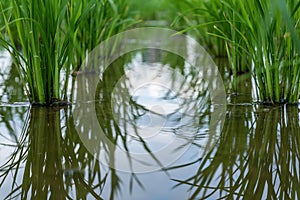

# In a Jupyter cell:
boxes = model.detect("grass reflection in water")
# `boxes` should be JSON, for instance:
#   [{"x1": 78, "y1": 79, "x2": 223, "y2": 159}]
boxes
[{"x1": 0, "y1": 50, "x2": 299, "y2": 199}]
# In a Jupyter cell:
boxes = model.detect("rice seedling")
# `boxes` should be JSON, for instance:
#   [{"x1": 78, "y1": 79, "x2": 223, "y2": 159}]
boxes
[
  {"x1": 232, "y1": 0, "x2": 300, "y2": 103},
  {"x1": 177, "y1": 0, "x2": 300, "y2": 103},
  {"x1": 0, "y1": 0, "x2": 133, "y2": 105},
  {"x1": 171, "y1": 0, "x2": 230, "y2": 57},
  {"x1": 171, "y1": 0, "x2": 251, "y2": 92},
  {"x1": 0, "y1": 0, "x2": 87, "y2": 105},
  {"x1": 0, "y1": 1, "x2": 11, "y2": 35},
  {"x1": 69, "y1": 0, "x2": 134, "y2": 72}
]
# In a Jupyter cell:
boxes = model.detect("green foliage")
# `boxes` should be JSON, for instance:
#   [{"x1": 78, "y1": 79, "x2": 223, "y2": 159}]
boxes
[
  {"x1": 129, "y1": 0, "x2": 187, "y2": 27},
  {"x1": 176, "y1": 0, "x2": 300, "y2": 103},
  {"x1": 0, "y1": 0, "x2": 133, "y2": 105},
  {"x1": 0, "y1": 0, "x2": 80, "y2": 104},
  {"x1": 69, "y1": 0, "x2": 134, "y2": 70}
]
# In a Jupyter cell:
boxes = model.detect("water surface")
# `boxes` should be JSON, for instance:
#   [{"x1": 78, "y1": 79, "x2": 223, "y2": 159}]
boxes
[{"x1": 0, "y1": 48, "x2": 299, "y2": 199}]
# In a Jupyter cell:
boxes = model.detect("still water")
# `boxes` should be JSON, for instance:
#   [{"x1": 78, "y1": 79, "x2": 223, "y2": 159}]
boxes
[{"x1": 0, "y1": 48, "x2": 299, "y2": 199}]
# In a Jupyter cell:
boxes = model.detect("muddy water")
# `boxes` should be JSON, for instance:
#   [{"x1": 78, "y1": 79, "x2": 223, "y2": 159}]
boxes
[{"x1": 0, "y1": 49, "x2": 299, "y2": 199}]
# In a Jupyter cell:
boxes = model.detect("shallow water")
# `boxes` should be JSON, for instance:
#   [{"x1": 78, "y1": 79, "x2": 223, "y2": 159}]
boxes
[{"x1": 0, "y1": 47, "x2": 300, "y2": 199}]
